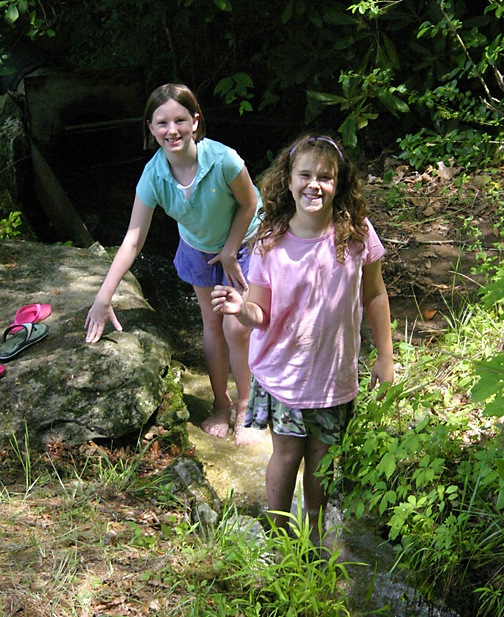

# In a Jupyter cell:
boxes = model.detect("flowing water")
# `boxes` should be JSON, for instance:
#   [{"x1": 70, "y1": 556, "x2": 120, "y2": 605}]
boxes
[{"x1": 47, "y1": 136, "x2": 461, "y2": 617}]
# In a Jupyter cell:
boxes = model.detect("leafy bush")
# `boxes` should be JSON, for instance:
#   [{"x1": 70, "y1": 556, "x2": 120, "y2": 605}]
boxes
[{"x1": 321, "y1": 295, "x2": 504, "y2": 615}]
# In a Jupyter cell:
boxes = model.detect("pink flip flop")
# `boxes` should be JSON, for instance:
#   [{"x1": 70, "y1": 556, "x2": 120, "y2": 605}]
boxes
[
  {"x1": 9, "y1": 303, "x2": 52, "y2": 333},
  {"x1": 0, "y1": 364, "x2": 5, "y2": 378}
]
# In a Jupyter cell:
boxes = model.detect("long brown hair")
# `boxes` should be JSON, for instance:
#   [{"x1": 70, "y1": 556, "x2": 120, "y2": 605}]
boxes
[
  {"x1": 255, "y1": 133, "x2": 368, "y2": 262},
  {"x1": 142, "y1": 83, "x2": 206, "y2": 149}
]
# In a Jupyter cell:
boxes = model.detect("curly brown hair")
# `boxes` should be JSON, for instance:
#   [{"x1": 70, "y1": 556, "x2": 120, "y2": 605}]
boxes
[{"x1": 254, "y1": 133, "x2": 368, "y2": 262}]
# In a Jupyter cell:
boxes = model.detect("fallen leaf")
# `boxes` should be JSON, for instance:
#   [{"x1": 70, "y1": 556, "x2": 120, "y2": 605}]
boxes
[
  {"x1": 423, "y1": 309, "x2": 437, "y2": 320},
  {"x1": 422, "y1": 206, "x2": 437, "y2": 217},
  {"x1": 437, "y1": 160, "x2": 461, "y2": 180}
]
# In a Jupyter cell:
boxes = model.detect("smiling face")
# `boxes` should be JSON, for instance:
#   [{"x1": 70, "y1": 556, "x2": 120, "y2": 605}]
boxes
[
  {"x1": 288, "y1": 151, "x2": 338, "y2": 233},
  {"x1": 148, "y1": 98, "x2": 199, "y2": 158}
]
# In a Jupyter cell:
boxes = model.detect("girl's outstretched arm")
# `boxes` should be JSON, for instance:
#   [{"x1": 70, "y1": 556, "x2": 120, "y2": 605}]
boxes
[
  {"x1": 207, "y1": 166, "x2": 258, "y2": 291},
  {"x1": 362, "y1": 259, "x2": 394, "y2": 390},
  {"x1": 211, "y1": 283, "x2": 271, "y2": 330},
  {"x1": 85, "y1": 195, "x2": 155, "y2": 343}
]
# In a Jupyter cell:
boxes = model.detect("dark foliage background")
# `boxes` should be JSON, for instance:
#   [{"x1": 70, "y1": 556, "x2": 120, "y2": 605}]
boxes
[{"x1": 1, "y1": 0, "x2": 503, "y2": 169}]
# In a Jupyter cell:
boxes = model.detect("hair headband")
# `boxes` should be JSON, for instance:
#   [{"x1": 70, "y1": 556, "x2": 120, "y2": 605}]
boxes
[{"x1": 290, "y1": 136, "x2": 343, "y2": 159}]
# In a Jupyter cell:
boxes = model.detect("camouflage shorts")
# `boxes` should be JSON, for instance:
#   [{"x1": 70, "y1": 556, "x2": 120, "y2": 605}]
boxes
[{"x1": 243, "y1": 375, "x2": 356, "y2": 445}]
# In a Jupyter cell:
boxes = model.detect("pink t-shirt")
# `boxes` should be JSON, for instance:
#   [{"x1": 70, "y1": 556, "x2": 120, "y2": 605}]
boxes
[{"x1": 248, "y1": 219, "x2": 385, "y2": 408}]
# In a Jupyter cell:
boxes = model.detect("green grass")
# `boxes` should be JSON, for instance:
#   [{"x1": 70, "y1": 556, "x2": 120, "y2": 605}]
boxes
[{"x1": 0, "y1": 438, "x2": 359, "y2": 617}]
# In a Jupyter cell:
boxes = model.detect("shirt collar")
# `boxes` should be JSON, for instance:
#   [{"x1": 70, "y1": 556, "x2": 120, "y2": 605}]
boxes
[{"x1": 154, "y1": 138, "x2": 214, "y2": 184}]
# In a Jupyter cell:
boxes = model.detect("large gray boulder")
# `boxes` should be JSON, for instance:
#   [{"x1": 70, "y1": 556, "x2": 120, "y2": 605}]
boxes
[{"x1": 0, "y1": 238, "x2": 188, "y2": 449}]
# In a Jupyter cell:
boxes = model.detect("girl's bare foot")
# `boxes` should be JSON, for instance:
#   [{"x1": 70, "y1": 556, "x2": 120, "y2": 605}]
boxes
[
  {"x1": 201, "y1": 402, "x2": 233, "y2": 439},
  {"x1": 234, "y1": 401, "x2": 264, "y2": 446},
  {"x1": 234, "y1": 424, "x2": 264, "y2": 446}
]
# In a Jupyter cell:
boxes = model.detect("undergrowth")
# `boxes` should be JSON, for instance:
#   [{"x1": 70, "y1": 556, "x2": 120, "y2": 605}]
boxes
[
  {"x1": 0, "y1": 437, "x2": 357, "y2": 617},
  {"x1": 322, "y1": 285, "x2": 504, "y2": 616}
]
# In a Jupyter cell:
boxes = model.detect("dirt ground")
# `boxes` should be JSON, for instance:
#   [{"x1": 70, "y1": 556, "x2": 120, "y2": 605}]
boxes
[{"x1": 362, "y1": 161, "x2": 501, "y2": 347}]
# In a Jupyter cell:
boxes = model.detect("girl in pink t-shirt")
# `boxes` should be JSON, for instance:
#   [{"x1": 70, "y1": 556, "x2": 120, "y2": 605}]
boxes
[{"x1": 211, "y1": 133, "x2": 394, "y2": 550}]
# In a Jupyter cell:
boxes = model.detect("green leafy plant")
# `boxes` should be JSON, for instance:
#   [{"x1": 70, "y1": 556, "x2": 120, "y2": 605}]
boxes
[
  {"x1": 395, "y1": 1, "x2": 504, "y2": 170},
  {"x1": 307, "y1": 68, "x2": 409, "y2": 148},
  {"x1": 301, "y1": 1, "x2": 503, "y2": 166},
  {"x1": 154, "y1": 500, "x2": 356, "y2": 617},
  {"x1": 478, "y1": 263, "x2": 504, "y2": 307},
  {"x1": 0, "y1": 0, "x2": 55, "y2": 37},
  {"x1": 470, "y1": 265, "x2": 504, "y2": 431},
  {"x1": 214, "y1": 72, "x2": 254, "y2": 115},
  {"x1": 320, "y1": 289, "x2": 504, "y2": 613},
  {"x1": 398, "y1": 127, "x2": 501, "y2": 171},
  {"x1": 0, "y1": 209, "x2": 22, "y2": 238}
]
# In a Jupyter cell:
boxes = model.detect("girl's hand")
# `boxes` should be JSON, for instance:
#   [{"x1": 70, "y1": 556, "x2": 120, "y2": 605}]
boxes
[
  {"x1": 85, "y1": 298, "x2": 123, "y2": 343},
  {"x1": 208, "y1": 252, "x2": 248, "y2": 292},
  {"x1": 369, "y1": 356, "x2": 394, "y2": 396},
  {"x1": 211, "y1": 285, "x2": 245, "y2": 314}
]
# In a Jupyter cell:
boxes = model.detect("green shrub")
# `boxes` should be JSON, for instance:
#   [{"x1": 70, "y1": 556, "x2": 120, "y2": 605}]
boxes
[{"x1": 321, "y1": 297, "x2": 504, "y2": 613}]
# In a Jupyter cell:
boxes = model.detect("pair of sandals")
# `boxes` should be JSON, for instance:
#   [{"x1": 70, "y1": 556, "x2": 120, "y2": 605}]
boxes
[{"x1": 0, "y1": 304, "x2": 52, "y2": 372}]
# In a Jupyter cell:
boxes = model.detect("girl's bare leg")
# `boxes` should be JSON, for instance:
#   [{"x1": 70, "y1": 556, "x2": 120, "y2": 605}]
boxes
[
  {"x1": 303, "y1": 436, "x2": 331, "y2": 545},
  {"x1": 223, "y1": 311, "x2": 262, "y2": 445},
  {"x1": 195, "y1": 286, "x2": 233, "y2": 438},
  {"x1": 266, "y1": 432, "x2": 305, "y2": 529}
]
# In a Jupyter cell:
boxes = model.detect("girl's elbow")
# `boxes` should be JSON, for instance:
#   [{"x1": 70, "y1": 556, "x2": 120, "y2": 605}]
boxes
[
  {"x1": 251, "y1": 305, "x2": 269, "y2": 329},
  {"x1": 258, "y1": 315, "x2": 270, "y2": 329},
  {"x1": 363, "y1": 293, "x2": 380, "y2": 311},
  {"x1": 364, "y1": 286, "x2": 389, "y2": 306}
]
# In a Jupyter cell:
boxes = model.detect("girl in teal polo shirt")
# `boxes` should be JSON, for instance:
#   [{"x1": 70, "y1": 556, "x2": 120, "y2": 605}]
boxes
[{"x1": 85, "y1": 83, "x2": 262, "y2": 446}]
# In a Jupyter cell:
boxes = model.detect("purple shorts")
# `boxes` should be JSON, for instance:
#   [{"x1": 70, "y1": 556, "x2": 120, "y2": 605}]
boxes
[{"x1": 173, "y1": 237, "x2": 251, "y2": 288}]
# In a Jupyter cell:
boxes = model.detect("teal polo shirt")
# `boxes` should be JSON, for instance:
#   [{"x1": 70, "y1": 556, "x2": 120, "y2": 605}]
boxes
[{"x1": 136, "y1": 138, "x2": 261, "y2": 253}]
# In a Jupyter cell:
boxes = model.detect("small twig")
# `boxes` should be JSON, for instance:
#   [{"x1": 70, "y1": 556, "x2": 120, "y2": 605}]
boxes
[
  {"x1": 382, "y1": 238, "x2": 409, "y2": 245},
  {"x1": 448, "y1": 270, "x2": 484, "y2": 289},
  {"x1": 413, "y1": 239, "x2": 463, "y2": 245},
  {"x1": 383, "y1": 238, "x2": 467, "y2": 246}
]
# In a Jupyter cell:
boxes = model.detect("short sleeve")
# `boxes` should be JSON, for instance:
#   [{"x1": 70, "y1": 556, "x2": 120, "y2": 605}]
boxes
[
  {"x1": 136, "y1": 165, "x2": 158, "y2": 208},
  {"x1": 220, "y1": 145, "x2": 244, "y2": 185},
  {"x1": 248, "y1": 247, "x2": 271, "y2": 288},
  {"x1": 364, "y1": 219, "x2": 386, "y2": 264}
]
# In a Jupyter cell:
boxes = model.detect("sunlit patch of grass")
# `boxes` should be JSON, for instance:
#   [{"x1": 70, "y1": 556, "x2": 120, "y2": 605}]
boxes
[
  {"x1": 0, "y1": 438, "x2": 191, "y2": 616},
  {"x1": 1, "y1": 435, "x2": 362, "y2": 617}
]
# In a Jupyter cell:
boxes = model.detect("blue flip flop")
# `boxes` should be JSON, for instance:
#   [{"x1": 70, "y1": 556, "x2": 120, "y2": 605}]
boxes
[{"x1": 0, "y1": 322, "x2": 49, "y2": 361}]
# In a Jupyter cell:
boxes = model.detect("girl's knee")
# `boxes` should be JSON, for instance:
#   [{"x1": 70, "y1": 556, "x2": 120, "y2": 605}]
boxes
[
  {"x1": 200, "y1": 308, "x2": 224, "y2": 335},
  {"x1": 223, "y1": 315, "x2": 250, "y2": 346},
  {"x1": 204, "y1": 320, "x2": 225, "y2": 340},
  {"x1": 271, "y1": 443, "x2": 305, "y2": 469}
]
